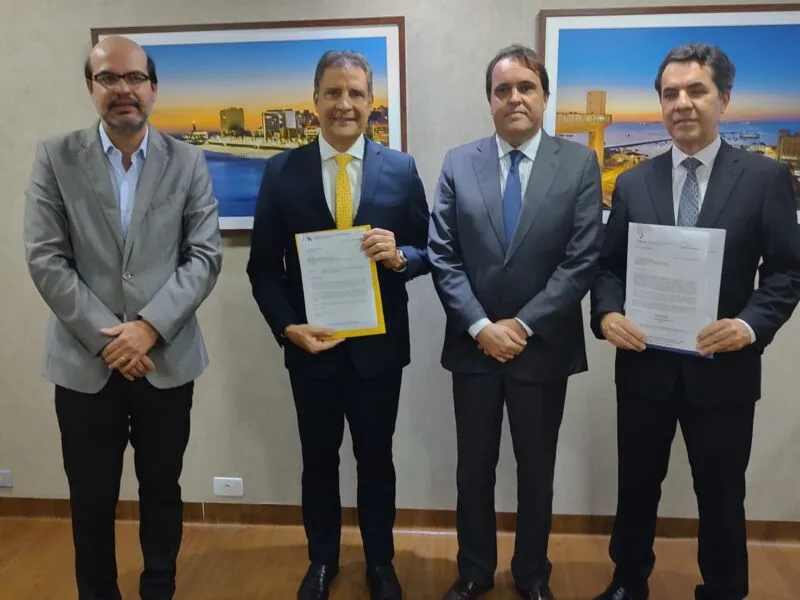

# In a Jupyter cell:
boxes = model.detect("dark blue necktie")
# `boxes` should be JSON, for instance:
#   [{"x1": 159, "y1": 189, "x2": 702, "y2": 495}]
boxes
[{"x1": 503, "y1": 150, "x2": 524, "y2": 243}]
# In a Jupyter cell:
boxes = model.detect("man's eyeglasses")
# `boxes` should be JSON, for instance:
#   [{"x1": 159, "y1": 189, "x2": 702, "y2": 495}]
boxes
[{"x1": 92, "y1": 72, "x2": 151, "y2": 88}]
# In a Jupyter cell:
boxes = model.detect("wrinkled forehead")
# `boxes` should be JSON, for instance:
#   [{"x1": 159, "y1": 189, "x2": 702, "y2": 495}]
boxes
[
  {"x1": 660, "y1": 61, "x2": 716, "y2": 91},
  {"x1": 319, "y1": 66, "x2": 369, "y2": 91}
]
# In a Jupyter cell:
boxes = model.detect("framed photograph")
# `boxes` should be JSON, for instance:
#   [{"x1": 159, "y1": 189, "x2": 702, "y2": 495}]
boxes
[
  {"x1": 91, "y1": 17, "x2": 407, "y2": 231},
  {"x1": 537, "y1": 5, "x2": 800, "y2": 218}
]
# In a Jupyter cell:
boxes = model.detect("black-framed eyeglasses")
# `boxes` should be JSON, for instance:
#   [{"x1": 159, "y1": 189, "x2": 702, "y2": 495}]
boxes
[{"x1": 92, "y1": 71, "x2": 151, "y2": 88}]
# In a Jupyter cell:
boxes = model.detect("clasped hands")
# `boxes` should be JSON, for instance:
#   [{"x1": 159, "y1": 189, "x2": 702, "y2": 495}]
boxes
[
  {"x1": 600, "y1": 312, "x2": 752, "y2": 356},
  {"x1": 476, "y1": 319, "x2": 529, "y2": 363},
  {"x1": 100, "y1": 320, "x2": 160, "y2": 381}
]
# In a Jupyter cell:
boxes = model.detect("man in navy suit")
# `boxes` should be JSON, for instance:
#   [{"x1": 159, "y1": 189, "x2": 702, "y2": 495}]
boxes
[
  {"x1": 247, "y1": 50, "x2": 429, "y2": 600},
  {"x1": 591, "y1": 44, "x2": 800, "y2": 600}
]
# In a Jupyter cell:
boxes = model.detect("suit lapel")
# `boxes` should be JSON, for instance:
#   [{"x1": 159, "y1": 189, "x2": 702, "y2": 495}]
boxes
[
  {"x1": 293, "y1": 140, "x2": 334, "y2": 228},
  {"x1": 354, "y1": 139, "x2": 384, "y2": 226},
  {"x1": 78, "y1": 125, "x2": 124, "y2": 254},
  {"x1": 645, "y1": 151, "x2": 675, "y2": 226},
  {"x1": 472, "y1": 136, "x2": 507, "y2": 252},
  {"x1": 696, "y1": 142, "x2": 742, "y2": 228},
  {"x1": 506, "y1": 133, "x2": 560, "y2": 263},
  {"x1": 123, "y1": 126, "x2": 168, "y2": 266}
]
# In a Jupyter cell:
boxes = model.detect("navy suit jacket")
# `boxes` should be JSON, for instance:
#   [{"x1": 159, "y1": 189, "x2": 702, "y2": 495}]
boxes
[
  {"x1": 591, "y1": 141, "x2": 800, "y2": 406},
  {"x1": 247, "y1": 138, "x2": 430, "y2": 378}
]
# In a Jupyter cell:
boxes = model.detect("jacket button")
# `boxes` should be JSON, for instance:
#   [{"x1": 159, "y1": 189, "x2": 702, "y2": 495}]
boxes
[{"x1": 122, "y1": 272, "x2": 133, "y2": 281}]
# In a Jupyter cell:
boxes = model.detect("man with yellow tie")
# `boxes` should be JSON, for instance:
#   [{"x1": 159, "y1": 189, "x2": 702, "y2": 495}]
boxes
[{"x1": 247, "y1": 50, "x2": 430, "y2": 600}]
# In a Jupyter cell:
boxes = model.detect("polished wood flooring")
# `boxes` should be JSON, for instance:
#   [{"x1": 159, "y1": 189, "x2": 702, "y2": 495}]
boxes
[{"x1": 0, "y1": 517, "x2": 797, "y2": 599}]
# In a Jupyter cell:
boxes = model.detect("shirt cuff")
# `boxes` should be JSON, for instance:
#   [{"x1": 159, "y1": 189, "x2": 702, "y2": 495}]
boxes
[
  {"x1": 736, "y1": 318, "x2": 756, "y2": 344},
  {"x1": 515, "y1": 317, "x2": 533, "y2": 337},
  {"x1": 468, "y1": 318, "x2": 492, "y2": 339}
]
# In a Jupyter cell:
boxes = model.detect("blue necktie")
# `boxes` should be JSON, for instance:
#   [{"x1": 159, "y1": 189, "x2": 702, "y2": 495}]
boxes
[
  {"x1": 503, "y1": 150, "x2": 524, "y2": 243},
  {"x1": 677, "y1": 157, "x2": 702, "y2": 227}
]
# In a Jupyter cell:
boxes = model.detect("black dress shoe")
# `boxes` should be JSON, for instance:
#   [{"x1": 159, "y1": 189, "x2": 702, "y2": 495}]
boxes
[
  {"x1": 440, "y1": 578, "x2": 493, "y2": 600},
  {"x1": 367, "y1": 564, "x2": 403, "y2": 600},
  {"x1": 592, "y1": 582, "x2": 649, "y2": 600},
  {"x1": 515, "y1": 582, "x2": 555, "y2": 600},
  {"x1": 297, "y1": 563, "x2": 339, "y2": 600}
]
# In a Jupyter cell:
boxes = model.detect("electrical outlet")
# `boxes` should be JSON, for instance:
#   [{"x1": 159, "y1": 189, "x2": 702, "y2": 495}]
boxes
[
  {"x1": 213, "y1": 476, "x2": 243, "y2": 497},
  {"x1": 0, "y1": 469, "x2": 12, "y2": 488}
]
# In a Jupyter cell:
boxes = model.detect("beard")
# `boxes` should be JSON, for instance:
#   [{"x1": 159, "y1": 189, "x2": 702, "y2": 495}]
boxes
[{"x1": 103, "y1": 99, "x2": 148, "y2": 133}]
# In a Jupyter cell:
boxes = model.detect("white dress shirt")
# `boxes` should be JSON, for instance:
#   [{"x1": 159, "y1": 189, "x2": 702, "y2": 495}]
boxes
[
  {"x1": 671, "y1": 135, "x2": 755, "y2": 344},
  {"x1": 319, "y1": 133, "x2": 365, "y2": 219},
  {"x1": 98, "y1": 123, "x2": 148, "y2": 239},
  {"x1": 468, "y1": 130, "x2": 544, "y2": 340}
]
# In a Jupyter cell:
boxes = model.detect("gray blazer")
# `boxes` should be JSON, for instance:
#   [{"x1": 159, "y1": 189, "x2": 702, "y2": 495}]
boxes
[
  {"x1": 24, "y1": 123, "x2": 223, "y2": 393},
  {"x1": 428, "y1": 132, "x2": 602, "y2": 382}
]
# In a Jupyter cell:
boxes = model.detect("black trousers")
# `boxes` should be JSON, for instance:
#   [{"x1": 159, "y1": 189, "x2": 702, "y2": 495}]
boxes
[
  {"x1": 452, "y1": 373, "x2": 567, "y2": 589},
  {"x1": 55, "y1": 372, "x2": 193, "y2": 600},
  {"x1": 610, "y1": 377, "x2": 755, "y2": 600},
  {"x1": 288, "y1": 365, "x2": 402, "y2": 567}
]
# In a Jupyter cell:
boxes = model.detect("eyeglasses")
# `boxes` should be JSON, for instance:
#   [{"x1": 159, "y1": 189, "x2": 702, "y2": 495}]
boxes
[{"x1": 92, "y1": 72, "x2": 151, "y2": 88}]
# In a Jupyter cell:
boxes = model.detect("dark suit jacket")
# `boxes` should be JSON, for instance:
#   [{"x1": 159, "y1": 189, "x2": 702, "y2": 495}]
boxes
[
  {"x1": 428, "y1": 133, "x2": 603, "y2": 383},
  {"x1": 591, "y1": 141, "x2": 800, "y2": 406},
  {"x1": 247, "y1": 138, "x2": 430, "y2": 378}
]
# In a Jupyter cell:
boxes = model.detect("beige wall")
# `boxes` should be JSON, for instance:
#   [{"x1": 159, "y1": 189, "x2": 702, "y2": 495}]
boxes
[{"x1": 1, "y1": 0, "x2": 799, "y2": 522}]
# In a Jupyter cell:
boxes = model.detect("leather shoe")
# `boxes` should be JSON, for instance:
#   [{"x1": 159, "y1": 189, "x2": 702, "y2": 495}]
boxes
[
  {"x1": 367, "y1": 564, "x2": 403, "y2": 599},
  {"x1": 440, "y1": 578, "x2": 493, "y2": 600},
  {"x1": 297, "y1": 563, "x2": 338, "y2": 600},
  {"x1": 515, "y1": 582, "x2": 555, "y2": 599},
  {"x1": 592, "y1": 582, "x2": 649, "y2": 600}
]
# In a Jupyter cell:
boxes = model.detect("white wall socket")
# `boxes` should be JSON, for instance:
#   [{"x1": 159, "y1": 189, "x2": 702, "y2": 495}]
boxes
[
  {"x1": 0, "y1": 469, "x2": 12, "y2": 488},
  {"x1": 213, "y1": 476, "x2": 243, "y2": 497}
]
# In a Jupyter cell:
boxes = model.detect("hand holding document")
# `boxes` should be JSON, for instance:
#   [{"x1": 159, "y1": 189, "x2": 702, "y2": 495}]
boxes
[
  {"x1": 295, "y1": 225, "x2": 386, "y2": 339},
  {"x1": 625, "y1": 223, "x2": 725, "y2": 357}
]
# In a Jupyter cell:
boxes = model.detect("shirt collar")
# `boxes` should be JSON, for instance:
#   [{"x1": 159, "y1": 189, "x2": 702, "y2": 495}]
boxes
[
  {"x1": 671, "y1": 135, "x2": 721, "y2": 170},
  {"x1": 496, "y1": 129, "x2": 543, "y2": 163},
  {"x1": 319, "y1": 133, "x2": 365, "y2": 162},
  {"x1": 98, "y1": 122, "x2": 149, "y2": 158}
]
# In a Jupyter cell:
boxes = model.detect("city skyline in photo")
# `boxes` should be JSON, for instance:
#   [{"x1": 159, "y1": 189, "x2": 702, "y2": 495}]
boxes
[
  {"x1": 555, "y1": 24, "x2": 800, "y2": 122},
  {"x1": 143, "y1": 36, "x2": 390, "y2": 134}
]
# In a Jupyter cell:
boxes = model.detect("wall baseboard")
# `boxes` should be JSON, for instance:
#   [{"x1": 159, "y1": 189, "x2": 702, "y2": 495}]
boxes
[{"x1": 1, "y1": 497, "x2": 797, "y2": 541}]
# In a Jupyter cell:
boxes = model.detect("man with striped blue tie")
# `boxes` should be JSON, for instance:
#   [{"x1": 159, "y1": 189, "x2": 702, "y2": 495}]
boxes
[
  {"x1": 428, "y1": 44, "x2": 603, "y2": 600},
  {"x1": 590, "y1": 44, "x2": 800, "y2": 600}
]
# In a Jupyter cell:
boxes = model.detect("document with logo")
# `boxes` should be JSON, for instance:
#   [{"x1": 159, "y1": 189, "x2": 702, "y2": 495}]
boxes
[
  {"x1": 295, "y1": 225, "x2": 385, "y2": 338},
  {"x1": 625, "y1": 223, "x2": 725, "y2": 356}
]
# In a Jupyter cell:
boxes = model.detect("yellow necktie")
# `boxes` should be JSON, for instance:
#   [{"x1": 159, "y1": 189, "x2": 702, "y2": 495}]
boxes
[{"x1": 334, "y1": 154, "x2": 353, "y2": 229}]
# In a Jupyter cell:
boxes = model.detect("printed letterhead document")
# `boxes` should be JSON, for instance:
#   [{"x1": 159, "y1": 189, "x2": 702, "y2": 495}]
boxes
[
  {"x1": 625, "y1": 223, "x2": 725, "y2": 356},
  {"x1": 295, "y1": 225, "x2": 385, "y2": 338}
]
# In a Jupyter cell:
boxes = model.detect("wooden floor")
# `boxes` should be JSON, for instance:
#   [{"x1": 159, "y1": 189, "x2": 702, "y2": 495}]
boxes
[{"x1": 0, "y1": 518, "x2": 798, "y2": 599}]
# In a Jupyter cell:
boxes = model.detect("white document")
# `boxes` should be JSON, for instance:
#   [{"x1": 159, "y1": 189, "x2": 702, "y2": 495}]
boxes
[
  {"x1": 625, "y1": 223, "x2": 725, "y2": 356},
  {"x1": 295, "y1": 226, "x2": 383, "y2": 336}
]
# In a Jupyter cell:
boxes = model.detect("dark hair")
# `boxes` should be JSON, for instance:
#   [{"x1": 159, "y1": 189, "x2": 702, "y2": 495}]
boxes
[
  {"x1": 485, "y1": 44, "x2": 550, "y2": 100},
  {"x1": 313, "y1": 50, "x2": 373, "y2": 97},
  {"x1": 654, "y1": 43, "x2": 735, "y2": 97},
  {"x1": 83, "y1": 54, "x2": 158, "y2": 85}
]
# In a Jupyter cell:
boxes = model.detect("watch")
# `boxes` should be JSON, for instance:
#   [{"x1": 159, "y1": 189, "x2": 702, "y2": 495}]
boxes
[{"x1": 392, "y1": 248, "x2": 408, "y2": 272}]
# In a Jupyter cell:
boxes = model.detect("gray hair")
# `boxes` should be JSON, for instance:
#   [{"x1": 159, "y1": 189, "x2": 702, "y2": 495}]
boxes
[
  {"x1": 313, "y1": 50, "x2": 373, "y2": 97},
  {"x1": 654, "y1": 43, "x2": 736, "y2": 97}
]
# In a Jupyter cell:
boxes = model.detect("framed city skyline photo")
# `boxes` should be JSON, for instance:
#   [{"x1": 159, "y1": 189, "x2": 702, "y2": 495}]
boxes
[
  {"x1": 91, "y1": 17, "x2": 407, "y2": 230},
  {"x1": 537, "y1": 5, "x2": 800, "y2": 217}
]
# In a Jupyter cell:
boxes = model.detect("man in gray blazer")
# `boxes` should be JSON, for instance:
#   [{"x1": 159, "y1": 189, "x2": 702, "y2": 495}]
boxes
[
  {"x1": 23, "y1": 36, "x2": 222, "y2": 600},
  {"x1": 428, "y1": 44, "x2": 602, "y2": 600}
]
